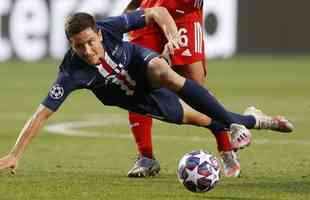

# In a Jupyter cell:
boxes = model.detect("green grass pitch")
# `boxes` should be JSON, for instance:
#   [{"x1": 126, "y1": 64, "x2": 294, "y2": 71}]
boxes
[{"x1": 0, "y1": 55, "x2": 309, "y2": 200}]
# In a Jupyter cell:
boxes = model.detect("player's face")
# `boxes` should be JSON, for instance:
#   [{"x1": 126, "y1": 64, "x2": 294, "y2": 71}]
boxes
[{"x1": 69, "y1": 27, "x2": 104, "y2": 65}]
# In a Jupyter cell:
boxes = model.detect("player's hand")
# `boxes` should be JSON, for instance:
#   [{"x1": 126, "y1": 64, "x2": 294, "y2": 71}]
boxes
[
  {"x1": 161, "y1": 45, "x2": 172, "y2": 66},
  {"x1": 0, "y1": 154, "x2": 18, "y2": 175},
  {"x1": 166, "y1": 33, "x2": 181, "y2": 55}
]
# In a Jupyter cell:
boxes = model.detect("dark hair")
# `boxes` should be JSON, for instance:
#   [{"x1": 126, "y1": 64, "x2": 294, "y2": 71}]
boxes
[{"x1": 65, "y1": 12, "x2": 98, "y2": 39}]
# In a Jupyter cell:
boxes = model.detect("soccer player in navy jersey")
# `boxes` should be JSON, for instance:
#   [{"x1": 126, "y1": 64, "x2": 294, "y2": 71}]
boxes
[{"x1": 0, "y1": 8, "x2": 293, "y2": 174}]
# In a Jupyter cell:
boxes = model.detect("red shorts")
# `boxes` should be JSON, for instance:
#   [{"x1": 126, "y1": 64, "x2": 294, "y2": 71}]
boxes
[{"x1": 131, "y1": 20, "x2": 205, "y2": 66}]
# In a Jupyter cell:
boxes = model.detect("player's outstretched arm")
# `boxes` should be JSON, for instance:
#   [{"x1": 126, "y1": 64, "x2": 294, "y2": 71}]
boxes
[
  {"x1": 144, "y1": 7, "x2": 180, "y2": 54},
  {"x1": 0, "y1": 104, "x2": 54, "y2": 174}
]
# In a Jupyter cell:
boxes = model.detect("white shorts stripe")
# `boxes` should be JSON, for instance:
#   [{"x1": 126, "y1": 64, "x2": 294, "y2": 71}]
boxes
[
  {"x1": 194, "y1": 0, "x2": 203, "y2": 9},
  {"x1": 194, "y1": 22, "x2": 203, "y2": 53}
]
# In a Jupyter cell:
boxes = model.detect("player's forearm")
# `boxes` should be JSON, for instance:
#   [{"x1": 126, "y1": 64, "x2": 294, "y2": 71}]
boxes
[
  {"x1": 10, "y1": 105, "x2": 52, "y2": 160},
  {"x1": 145, "y1": 7, "x2": 179, "y2": 41}
]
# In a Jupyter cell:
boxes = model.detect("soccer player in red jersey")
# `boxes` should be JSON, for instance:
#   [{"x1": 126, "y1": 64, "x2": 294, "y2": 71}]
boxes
[{"x1": 125, "y1": 0, "x2": 241, "y2": 178}]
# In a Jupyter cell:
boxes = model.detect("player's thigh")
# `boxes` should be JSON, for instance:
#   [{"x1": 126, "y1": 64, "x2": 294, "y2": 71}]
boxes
[
  {"x1": 173, "y1": 61, "x2": 206, "y2": 85},
  {"x1": 179, "y1": 99, "x2": 211, "y2": 126},
  {"x1": 146, "y1": 57, "x2": 186, "y2": 92},
  {"x1": 172, "y1": 21, "x2": 206, "y2": 84}
]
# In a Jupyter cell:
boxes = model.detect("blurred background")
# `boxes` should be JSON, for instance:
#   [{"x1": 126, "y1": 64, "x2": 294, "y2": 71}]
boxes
[{"x1": 1, "y1": 0, "x2": 309, "y2": 62}]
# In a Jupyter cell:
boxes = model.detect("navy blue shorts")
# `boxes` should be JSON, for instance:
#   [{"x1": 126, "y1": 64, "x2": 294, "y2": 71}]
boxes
[{"x1": 119, "y1": 88, "x2": 184, "y2": 124}]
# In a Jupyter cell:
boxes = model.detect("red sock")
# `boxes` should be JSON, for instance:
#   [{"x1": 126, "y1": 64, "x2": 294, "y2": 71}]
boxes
[
  {"x1": 212, "y1": 131, "x2": 232, "y2": 152},
  {"x1": 128, "y1": 112, "x2": 153, "y2": 159}
]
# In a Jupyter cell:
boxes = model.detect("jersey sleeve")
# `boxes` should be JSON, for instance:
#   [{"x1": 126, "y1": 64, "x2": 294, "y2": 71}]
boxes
[
  {"x1": 41, "y1": 69, "x2": 78, "y2": 112},
  {"x1": 97, "y1": 9, "x2": 146, "y2": 35},
  {"x1": 132, "y1": 44, "x2": 160, "y2": 67}
]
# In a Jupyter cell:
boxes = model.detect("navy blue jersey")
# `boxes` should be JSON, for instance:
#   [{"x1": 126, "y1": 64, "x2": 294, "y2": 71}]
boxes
[{"x1": 42, "y1": 10, "x2": 183, "y2": 123}]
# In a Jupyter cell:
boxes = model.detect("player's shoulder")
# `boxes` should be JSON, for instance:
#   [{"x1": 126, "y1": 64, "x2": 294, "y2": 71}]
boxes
[
  {"x1": 96, "y1": 19, "x2": 124, "y2": 42},
  {"x1": 59, "y1": 49, "x2": 85, "y2": 72},
  {"x1": 61, "y1": 49, "x2": 76, "y2": 66}
]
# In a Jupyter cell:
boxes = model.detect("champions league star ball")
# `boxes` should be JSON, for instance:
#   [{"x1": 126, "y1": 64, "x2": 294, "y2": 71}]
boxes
[{"x1": 177, "y1": 150, "x2": 221, "y2": 193}]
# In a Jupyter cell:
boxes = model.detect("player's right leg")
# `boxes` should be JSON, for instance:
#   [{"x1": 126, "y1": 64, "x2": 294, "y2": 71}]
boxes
[
  {"x1": 146, "y1": 57, "x2": 253, "y2": 140},
  {"x1": 127, "y1": 155, "x2": 160, "y2": 178},
  {"x1": 147, "y1": 57, "x2": 234, "y2": 126},
  {"x1": 127, "y1": 112, "x2": 161, "y2": 178},
  {"x1": 146, "y1": 56, "x2": 255, "y2": 156}
]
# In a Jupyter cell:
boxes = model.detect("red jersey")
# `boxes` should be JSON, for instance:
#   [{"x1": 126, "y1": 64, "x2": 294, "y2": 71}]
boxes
[
  {"x1": 130, "y1": 0, "x2": 205, "y2": 65},
  {"x1": 131, "y1": 0, "x2": 203, "y2": 39},
  {"x1": 140, "y1": 0, "x2": 202, "y2": 19}
]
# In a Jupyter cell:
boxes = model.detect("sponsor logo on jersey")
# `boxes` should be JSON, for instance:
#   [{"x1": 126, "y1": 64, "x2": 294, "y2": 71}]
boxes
[
  {"x1": 49, "y1": 84, "x2": 64, "y2": 99},
  {"x1": 96, "y1": 53, "x2": 136, "y2": 96}
]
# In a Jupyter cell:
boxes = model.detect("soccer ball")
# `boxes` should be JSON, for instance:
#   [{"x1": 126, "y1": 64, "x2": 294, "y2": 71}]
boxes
[{"x1": 177, "y1": 150, "x2": 221, "y2": 193}]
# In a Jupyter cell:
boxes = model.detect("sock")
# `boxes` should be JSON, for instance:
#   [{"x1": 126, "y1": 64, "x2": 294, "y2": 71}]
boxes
[
  {"x1": 206, "y1": 120, "x2": 227, "y2": 132},
  {"x1": 178, "y1": 79, "x2": 237, "y2": 126},
  {"x1": 206, "y1": 120, "x2": 232, "y2": 152},
  {"x1": 213, "y1": 131, "x2": 233, "y2": 152},
  {"x1": 206, "y1": 112, "x2": 256, "y2": 130},
  {"x1": 128, "y1": 112, "x2": 153, "y2": 159},
  {"x1": 228, "y1": 112, "x2": 256, "y2": 129}
]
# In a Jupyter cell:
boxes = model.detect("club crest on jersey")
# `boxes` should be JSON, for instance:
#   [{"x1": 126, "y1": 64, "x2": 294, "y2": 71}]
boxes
[{"x1": 49, "y1": 84, "x2": 64, "y2": 99}]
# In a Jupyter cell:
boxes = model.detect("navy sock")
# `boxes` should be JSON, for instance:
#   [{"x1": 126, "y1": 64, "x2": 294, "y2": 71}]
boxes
[
  {"x1": 228, "y1": 112, "x2": 256, "y2": 129},
  {"x1": 206, "y1": 120, "x2": 227, "y2": 132},
  {"x1": 206, "y1": 113, "x2": 256, "y2": 133},
  {"x1": 178, "y1": 79, "x2": 238, "y2": 126}
]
